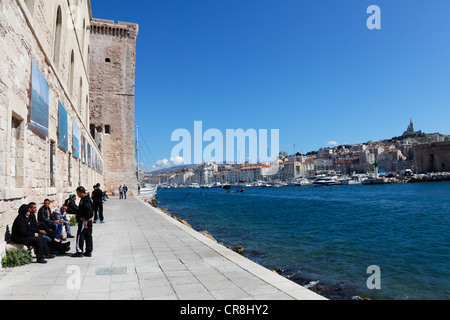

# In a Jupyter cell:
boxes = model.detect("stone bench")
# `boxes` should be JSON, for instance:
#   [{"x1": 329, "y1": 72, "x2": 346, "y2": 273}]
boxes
[{"x1": 6, "y1": 242, "x2": 35, "y2": 256}]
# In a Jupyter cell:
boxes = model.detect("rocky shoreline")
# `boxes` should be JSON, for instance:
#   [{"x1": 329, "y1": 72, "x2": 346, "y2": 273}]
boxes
[{"x1": 407, "y1": 172, "x2": 450, "y2": 183}]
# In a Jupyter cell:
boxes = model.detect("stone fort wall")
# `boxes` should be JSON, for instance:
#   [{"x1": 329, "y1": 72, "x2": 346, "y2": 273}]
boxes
[
  {"x1": 89, "y1": 18, "x2": 139, "y2": 196},
  {"x1": 0, "y1": 0, "x2": 103, "y2": 257},
  {"x1": 414, "y1": 141, "x2": 450, "y2": 173}
]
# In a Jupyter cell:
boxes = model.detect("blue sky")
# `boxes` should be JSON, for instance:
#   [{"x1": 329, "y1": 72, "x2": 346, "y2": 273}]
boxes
[{"x1": 91, "y1": 0, "x2": 450, "y2": 171}]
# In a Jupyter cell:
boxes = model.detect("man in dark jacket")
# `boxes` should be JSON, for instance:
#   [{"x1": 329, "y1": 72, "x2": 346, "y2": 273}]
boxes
[
  {"x1": 28, "y1": 202, "x2": 68, "y2": 256},
  {"x1": 92, "y1": 183, "x2": 104, "y2": 223},
  {"x1": 11, "y1": 204, "x2": 47, "y2": 264},
  {"x1": 38, "y1": 199, "x2": 64, "y2": 240},
  {"x1": 71, "y1": 186, "x2": 94, "y2": 258}
]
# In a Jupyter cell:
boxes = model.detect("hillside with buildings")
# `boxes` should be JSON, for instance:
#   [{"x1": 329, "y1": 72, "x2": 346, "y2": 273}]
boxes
[{"x1": 143, "y1": 119, "x2": 450, "y2": 186}]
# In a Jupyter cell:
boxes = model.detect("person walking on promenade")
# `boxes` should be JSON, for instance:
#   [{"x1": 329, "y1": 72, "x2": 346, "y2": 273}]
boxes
[
  {"x1": 71, "y1": 186, "x2": 94, "y2": 258},
  {"x1": 92, "y1": 183, "x2": 104, "y2": 223},
  {"x1": 123, "y1": 185, "x2": 128, "y2": 199},
  {"x1": 119, "y1": 185, "x2": 124, "y2": 199},
  {"x1": 11, "y1": 204, "x2": 48, "y2": 264}
]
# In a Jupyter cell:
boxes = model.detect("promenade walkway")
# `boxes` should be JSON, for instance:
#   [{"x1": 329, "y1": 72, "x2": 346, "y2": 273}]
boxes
[{"x1": 0, "y1": 196, "x2": 326, "y2": 300}]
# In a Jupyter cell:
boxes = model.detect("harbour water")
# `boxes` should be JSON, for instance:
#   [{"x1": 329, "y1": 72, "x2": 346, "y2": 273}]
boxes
[{"x1": 155, "y1": 182, "x2": 450, "y2": 300}]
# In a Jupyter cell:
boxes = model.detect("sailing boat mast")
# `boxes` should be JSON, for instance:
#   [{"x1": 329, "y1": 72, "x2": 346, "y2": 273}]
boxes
[{"x1": 136, "y1": 125, "x2": 140, "y2": 183}]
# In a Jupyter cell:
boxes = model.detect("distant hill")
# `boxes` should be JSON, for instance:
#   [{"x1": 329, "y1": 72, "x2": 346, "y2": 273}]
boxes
[
  {"x1": 391, "y1": 132, "x2": 449, "y2": 143},
  {"x1": 146, "y1": 164, "x2": 201, "y2": 175}
]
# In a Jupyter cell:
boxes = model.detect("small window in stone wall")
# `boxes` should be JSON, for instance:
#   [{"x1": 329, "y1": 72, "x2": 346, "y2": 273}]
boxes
[
  {"x1": 105, "y1": 125, "x2": 111, "y2": 134},
  {"x1": 50, "y1": 141, "x2": 55, "y2": 187},
  {"x1": 105, "y1": 58, "x2": 111, "y2": 63},
  {"x1": 90, "y1": 124, "x2": 95, "y2": 138},
  {"x1": 68, "y1": 154, "x2": 71, "y2": 185}
]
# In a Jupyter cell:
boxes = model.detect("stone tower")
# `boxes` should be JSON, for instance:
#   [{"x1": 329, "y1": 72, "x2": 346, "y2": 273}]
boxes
[{"x1": 89, "y1": 19, "x2": 139, "y2": 195}]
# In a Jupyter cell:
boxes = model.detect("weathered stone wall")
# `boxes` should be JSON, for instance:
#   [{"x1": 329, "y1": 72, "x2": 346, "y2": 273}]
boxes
[
  {"x1": 414, "y1": 141, "x2": 450, "y2": 173},
  {"x1": 89, "y1": 19, "x2": 139, "y2": 196},
  {"x1": 0, "y1": 0, "x2": 102, "y2": 257}
]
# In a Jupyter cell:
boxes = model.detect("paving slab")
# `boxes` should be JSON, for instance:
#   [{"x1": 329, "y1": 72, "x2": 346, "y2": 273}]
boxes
[{"x1": 0, "y1": 196, "x2": 327, "y2": 300}]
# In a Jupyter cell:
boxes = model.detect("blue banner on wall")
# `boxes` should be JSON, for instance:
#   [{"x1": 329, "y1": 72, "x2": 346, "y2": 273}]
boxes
[
  {"x1": 73, "y1": 122, "x2": 80, "y2": 159},
  {"x1": 58, "y1": 102, "x2": 68, "y2": 151},
  {"x1": 30, "y1": 61, "x2": 49, "y2": 137}
]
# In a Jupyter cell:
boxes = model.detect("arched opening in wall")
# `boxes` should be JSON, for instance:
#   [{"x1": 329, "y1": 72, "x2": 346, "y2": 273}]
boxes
[
  {"x1": 429, "y1": 154, "x2": 435, "y2": 173},
  {"x1": 69, "y1": 50, "x2": 75, "y2": 96},
  {"x1": 85, "y1": 95, "x2": 89, "y2": 126},
  {"x1": 79, "y1": 77, "x2": 83, "y2": 113},
  {"x1": 87, "y1": 46, "x2": 90, "y2": 72},
  {"x1": 53, "y1": 6, "x2": 63, "y2": 68},
  {"x1": 81, "y1": 19, "x2": 86, "y2": 56}
]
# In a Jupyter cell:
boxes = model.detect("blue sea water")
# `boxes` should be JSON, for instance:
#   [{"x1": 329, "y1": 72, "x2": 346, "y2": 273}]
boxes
[{"x1": 155, "y1": 182, "x2": 450, "y2": 300}]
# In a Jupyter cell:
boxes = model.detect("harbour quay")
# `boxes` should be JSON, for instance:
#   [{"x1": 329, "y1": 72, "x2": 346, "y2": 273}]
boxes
[{"x1": 0, "y1": 196, "x2": 326, "y2": 300}]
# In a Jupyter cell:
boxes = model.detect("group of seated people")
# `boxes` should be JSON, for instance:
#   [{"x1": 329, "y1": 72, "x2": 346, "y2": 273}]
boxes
[{"x1": 10, "y1": 195, "x2": 79, "y2": 264}]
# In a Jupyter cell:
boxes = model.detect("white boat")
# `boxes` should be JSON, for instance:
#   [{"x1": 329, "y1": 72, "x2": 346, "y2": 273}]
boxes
[
  {"x1": 294, "y1": 178, "x2": 313, "y2": 186},
  {"x1": 140, "y1": 185, "x2": 158, "y2": 195},
  {"x1": 313, "y1": 176, "x2": 340, "y2": 186},
  {"x1": 340, "y1": 175, "x2": 363, "y2": 185},
  {"x1": 252, "y1": 181, "x2": 265, "y2": 187}
]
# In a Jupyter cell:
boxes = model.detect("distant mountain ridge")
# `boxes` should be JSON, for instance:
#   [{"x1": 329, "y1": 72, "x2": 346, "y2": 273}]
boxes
[{"x1": 148, "y1": 164, "x2": 201, "y2": 175}]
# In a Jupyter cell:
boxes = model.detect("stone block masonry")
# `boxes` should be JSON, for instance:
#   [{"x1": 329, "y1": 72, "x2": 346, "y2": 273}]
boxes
[
  {"x1": 0, "y1": 0, "x2": 102, "y2": 259},
  {"x1": 89, "y1": 19, "x2": 139, "y2": 196}
]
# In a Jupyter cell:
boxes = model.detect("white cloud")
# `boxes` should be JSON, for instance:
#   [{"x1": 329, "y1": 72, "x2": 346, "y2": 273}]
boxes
[
  {"x1": 151, "y1": 156, "x2": 185, "y2": 171},
  {"x1": 171, "y1": 156, "x2": 185, "y2": 166},
  {"x1": 327, "y1": 141, "x2": 338, "y2": 146}
]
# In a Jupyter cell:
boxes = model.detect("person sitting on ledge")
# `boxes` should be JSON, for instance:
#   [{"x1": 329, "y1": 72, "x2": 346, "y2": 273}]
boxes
[
  {"x1": 11, "y1": 204, "x2": 48, "y2": 264},
  {"x1": 52, "y1": 204, "x2": 75, "y2": 239},
  {"x1": 64, "y1": 194, "x2": 79, "y2": 216},
  {"x1": 29, "y1": 202, "x2": 70, "y2": 255},
  {"x1": 38, "y1": 199, "x2": 64, "y2": 241}
]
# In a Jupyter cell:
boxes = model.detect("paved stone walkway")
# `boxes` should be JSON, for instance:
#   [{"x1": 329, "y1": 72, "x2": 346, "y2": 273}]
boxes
[{"x1": 0, "y1": 197, "x2": 326, "y2": 300}]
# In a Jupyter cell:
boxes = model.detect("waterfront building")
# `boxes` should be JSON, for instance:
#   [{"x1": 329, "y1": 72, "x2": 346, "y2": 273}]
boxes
[{"x1": 0, "y1": 1, "x2": 138, "y2": 257}]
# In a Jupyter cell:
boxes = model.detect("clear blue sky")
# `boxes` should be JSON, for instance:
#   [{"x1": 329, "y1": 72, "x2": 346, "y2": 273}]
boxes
[{"x1": 91, "y1": 0, "x2": 450, "y2": 171}]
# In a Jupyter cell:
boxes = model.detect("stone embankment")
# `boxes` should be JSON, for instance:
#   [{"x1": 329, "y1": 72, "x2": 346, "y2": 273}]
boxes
[{"x1": 407, "y1": 172, "x2": 450, "y2": 183}]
